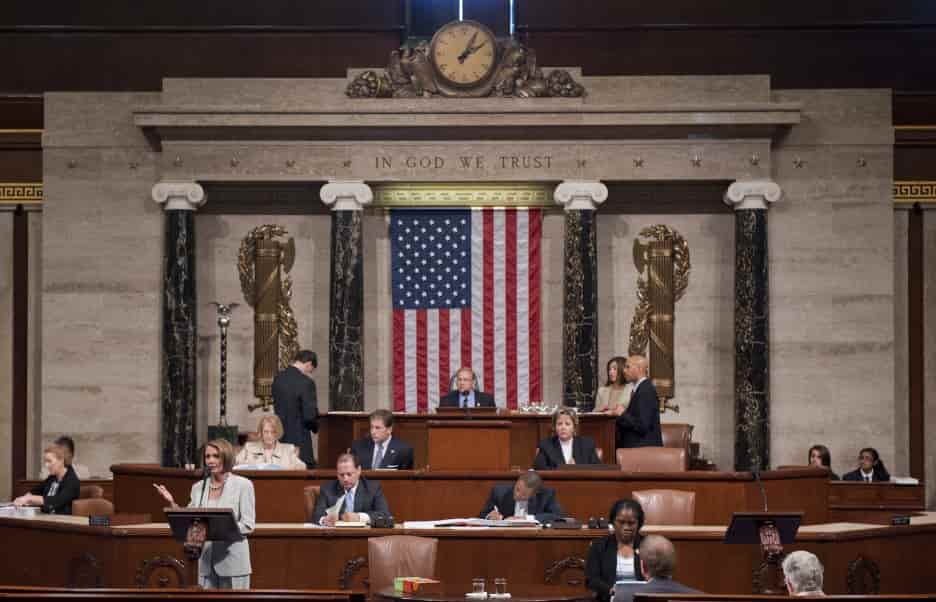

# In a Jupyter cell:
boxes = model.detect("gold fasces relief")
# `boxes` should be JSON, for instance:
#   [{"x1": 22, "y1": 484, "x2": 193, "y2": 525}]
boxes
[
  {"x1": 628, "y1": 225, "x2": 691, "y2": 413},
  {"x1": 346, "y1": 25, "x2": 585, "y2": 99},
  {"x1": 237, "y1": 225, "x2": 300, "y2": 411}
]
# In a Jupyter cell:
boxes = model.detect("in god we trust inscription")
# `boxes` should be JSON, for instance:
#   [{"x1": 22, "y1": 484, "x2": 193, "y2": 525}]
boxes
[{"x1": 374, "y1": 154, "x2": 554, "y2": 171}]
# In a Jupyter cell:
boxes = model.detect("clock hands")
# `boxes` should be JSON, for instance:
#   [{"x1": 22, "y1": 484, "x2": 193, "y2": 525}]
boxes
[{"x1": 457, "y1": 32, "x2": 487, "y2": 64}]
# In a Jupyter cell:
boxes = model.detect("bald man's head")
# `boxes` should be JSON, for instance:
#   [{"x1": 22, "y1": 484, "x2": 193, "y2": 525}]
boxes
[
  {"x1": 626, "y1": 355, "x2": 648, "y2": 382},
  {"x1": 639, "y1": 535, "x2": 676, "y2": 579}
]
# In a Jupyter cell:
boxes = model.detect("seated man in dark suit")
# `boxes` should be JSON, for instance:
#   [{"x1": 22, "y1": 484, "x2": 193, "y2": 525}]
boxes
[
  {"x1": 480, "y1": 471, "x2": 563, "y2": 523},
  {"x1": 616, "y1": 355, "x2": 663, "y2": 448},
  {"x1": 350, "y1": 409, "x2": 415, "y2": 470},
  {"x1": 612, "y1": 535, "x2": 698, "y2": 602},
  {"x1": 438, "y1": 367, "x2": 496, "y2": 408},
  {"x1": 311, "y1": 452, "x2": 390, "y2": 526}
]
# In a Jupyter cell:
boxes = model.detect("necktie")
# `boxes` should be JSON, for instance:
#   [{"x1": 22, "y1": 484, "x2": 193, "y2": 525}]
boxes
[
  {"x1": 374, "y1": 443, "x2": 385, "y2": 469},
  {"x1": 866, "y1": 475, "x2": 872, "y2": 483},
  {"x1": 345, "y1": 488, "x2": 355, "y2": 513}
]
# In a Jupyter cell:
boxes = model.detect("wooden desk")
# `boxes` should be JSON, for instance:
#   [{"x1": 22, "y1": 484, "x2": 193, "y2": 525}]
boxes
[
  {"x1": 427, "y1": 420, "x2": 512, "y2": 470},
  {"x1": 375, "y1": 587, "x2": 593, "y2": 602},
  {"x1": 318, "y1": 412, "x2": 616, "y2": 470},
  {"x1": 827, "y1": 481, "x2": 926, "y2": 523},
  {"x1": 16, "y1": 479, "x2": 114, "y2": 503},
  {"x1": 112, "y1": 464, "x2": 830, "y2": 525},
  {"x1": 2, "y1": 514, "x2": 936, "y2": 594}
]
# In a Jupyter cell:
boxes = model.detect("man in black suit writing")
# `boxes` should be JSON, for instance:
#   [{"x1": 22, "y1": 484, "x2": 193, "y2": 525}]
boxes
[
  {"x1": 480, "y1": 471, "x2": 563, "y2": 523},
  {"x1": 272, "y1": 349, "x2": 319, "y2": 467},
  {"x1": 612, "y1": 535, "x2": 698, "y2": 602},
  {"x1": 351, "y1": 409, "x2": 415, "y2": 470},
  {"x1": 438, "y1": 367, "x2": 496, "y2": 408},
  {"x1": 312, "y1": 452, "x2": 390, "y2": 526},
  {"x1": 615, "y1": 355, "x2": 663, "y2": 448}
]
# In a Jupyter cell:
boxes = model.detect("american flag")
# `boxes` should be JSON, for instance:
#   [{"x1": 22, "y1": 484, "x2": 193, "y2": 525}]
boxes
[{"x1": 391, "y1": 207, "x2": 542, "y2": 412}]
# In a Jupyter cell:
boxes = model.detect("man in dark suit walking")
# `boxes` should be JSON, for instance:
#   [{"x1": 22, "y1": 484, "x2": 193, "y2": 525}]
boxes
[
  {"x1": 480, "y1": 471, "x2": 563, "y2": 523},
  {"x1": 612, "y1": 535, "x2": 698, "y2": 602},
  {"x1": 615, "y1": 355, "x2": 663, "y2": 448},
  {"x1": 312, "y1": 453, "x2": 390, "y2": 525},
  {"x1": 272, "y1": 349, "x2": 319, "y2": 467},
  {"x1": 438, "y1": 367, "x2": 496, "y2": 408},
  {"x1": 351, "y1": 409, "x2": 415, "y2": 470}
]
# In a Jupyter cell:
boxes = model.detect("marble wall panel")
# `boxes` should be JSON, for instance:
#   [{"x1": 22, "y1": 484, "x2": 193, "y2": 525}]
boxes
[
  {"x1": 893, "y1": 210, "x2": 910, "y2": 480},
  {"x1": 597, "y1": 212, "x2": 736, "y2": 468},
  {"x1": 925, "y1": 211, "x2": 936, "y2": 509},
  {"x1": 27, "y1": 213, "x2": 43, "y2": 476},
  {"x1": 0, "y1": 214, "x2": 13, "y2": 499},
  {"x1": 362, "y1": 213, "x2": 393, "y2": 411},
  {"x1": 770, "y1": 90, "x2": 895, "y2": 479},
  {"x1": 195, "y1": 214, "x2": 331, "y2": 438}
]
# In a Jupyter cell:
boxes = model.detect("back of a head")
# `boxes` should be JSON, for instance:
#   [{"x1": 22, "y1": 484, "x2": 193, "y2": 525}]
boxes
[
  {"x1": 782, "y1": 550, "x2": 824, "y2": 594},
  {"x1": 518, "y1": 470, "x2": 543, "y2": 492},
  {"x1": 294, "y1": 349, "x2": 318, "y2": 367},
  {"x1": 639, "y1": 535, "x2": 676, "y2": 579},
  {"x1": 54, "y1": 435, "x2": 76, "y2": 465}
]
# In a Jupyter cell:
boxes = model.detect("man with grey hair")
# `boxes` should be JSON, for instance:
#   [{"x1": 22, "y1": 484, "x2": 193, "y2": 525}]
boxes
[
  {"x1": 782, "y1": 551, "x2": 825, "y2": 596},
  {"x1": 612, "y1": 535, "x2": 698, "y2": 602}
]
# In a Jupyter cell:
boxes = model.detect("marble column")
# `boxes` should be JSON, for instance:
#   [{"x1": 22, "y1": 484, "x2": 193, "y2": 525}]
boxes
[
  {"x1": 152, "y1": 182, "x2": 205, "y2": 468},
  {"x1": 321, "y1": 180, "x2": 373, "y2": 411},
  {"x1": 555, "y1": 181, "x2": 608, "y2": 410},
  {"x1": 724, "y1": 180, "x2": 781, "y2": 472}
]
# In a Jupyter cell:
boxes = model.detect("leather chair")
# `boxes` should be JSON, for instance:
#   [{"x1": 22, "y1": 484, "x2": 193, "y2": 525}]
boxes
[
  {"x1": 660, "y1": 423, "x2": 692, "y2": 453},
  {"x1": 367, "y1": 535, "x2": 438, "y2": 593},
  {"x1": 303, "y1": 485, "x2": 320, "y2": 522},
  {"x1": 72, "y1": 497, "x2": 114, "y2": 517},
  {"x1": 78, "y1": 485, "x2": 103, "y2": 499},
  {"x1": 615, "y1": 447, "x2": 688, "y2": 472},
  {"x1": 631, "y1": 489, "x2": 696, "y2": 525}
]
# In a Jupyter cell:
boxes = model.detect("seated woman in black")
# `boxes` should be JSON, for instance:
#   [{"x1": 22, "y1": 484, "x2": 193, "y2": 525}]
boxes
[
  {"x1": 843, "y1": 447, "x2": 891, "y2": 483},
  {"x1": 807, "y1": 444, "x2": 839, "y2": 480},
  {"x1": 14, "y1": 444, "x2": 80, "y2": 514},
  {"x1": 585, "y1": 498, "x2": 646, "y2": 602},
  {"x1": 534, "y1": 408, "x2": 601, "y2": 470}
]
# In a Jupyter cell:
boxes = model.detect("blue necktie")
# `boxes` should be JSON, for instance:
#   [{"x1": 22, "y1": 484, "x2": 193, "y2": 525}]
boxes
[{"x1": 345, "y1": 488, "x2": 355, "y2": 513}]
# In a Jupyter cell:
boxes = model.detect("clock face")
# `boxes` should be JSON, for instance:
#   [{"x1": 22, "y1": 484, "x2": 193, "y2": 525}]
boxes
[{"x1": 430, "y1": 21, "x2": 497, "y2": 87}]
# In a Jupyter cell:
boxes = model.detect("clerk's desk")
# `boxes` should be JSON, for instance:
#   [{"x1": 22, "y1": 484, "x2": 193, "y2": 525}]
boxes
[{"x1": 2, "y1": 512, "x2": 936, "y2": 593}]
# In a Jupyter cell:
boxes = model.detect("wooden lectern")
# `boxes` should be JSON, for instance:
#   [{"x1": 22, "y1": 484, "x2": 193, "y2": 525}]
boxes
[
  {"x1": 427, "y1": 419, "x2": 511, "y2": 470},
  {"x1": 166, "y1": 507, "x2": 242, "y2": 587}
]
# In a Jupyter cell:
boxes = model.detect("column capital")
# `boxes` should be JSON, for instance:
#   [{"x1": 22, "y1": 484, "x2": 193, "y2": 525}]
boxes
[
  {"x1": 320, "y1": 180, "x2": 373, "y2": 211},
  {"x1": 151, "y1": 181, "x2": 205, "y2": 211},
  {"x1": 554, "y1": 180, "x2": 608, "y2": 211},
  {"x1": 724, "y1": 180, "x2": 782, "y2": 211}
]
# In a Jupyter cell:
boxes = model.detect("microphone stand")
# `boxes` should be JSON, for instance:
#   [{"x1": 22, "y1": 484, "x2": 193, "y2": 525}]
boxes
[{"x1": 197, "y1": 465, "x2": 210, "y2": 507}]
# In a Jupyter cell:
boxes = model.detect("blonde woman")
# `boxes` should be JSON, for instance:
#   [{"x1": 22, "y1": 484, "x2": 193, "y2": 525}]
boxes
[
  {"x1": 533, "y1": 407, "x2": 601, "y2": 469},
  {"x1": 235, "y1": 414, "x2": 306, "y2": 469},
  {"x1": 15, "y1": 444, "x2": 80, "y2": 514}
]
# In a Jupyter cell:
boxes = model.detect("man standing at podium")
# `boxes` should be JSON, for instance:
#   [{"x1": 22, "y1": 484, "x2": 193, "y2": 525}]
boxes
[
  {"x1": 615, "y1": 355, "x2": 663, "y2": 448},
  {"x1": 439, "y1": 367, "x2": 496, "y2": 408},
  {"x1": 272, "y1": 349, "x2": 320, "y2": 467}
]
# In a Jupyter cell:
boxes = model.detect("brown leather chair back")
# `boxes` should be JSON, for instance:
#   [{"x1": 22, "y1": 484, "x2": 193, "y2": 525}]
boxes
[
  {"x1": 303, "y1": 486, "x2": 320, "y2": 522},
  {"x1": 616, "y1": 447, "x2": 688, "y2": 472},
  {"x1": 78, "y1": 485, "x2": 103, "y2": 499},
  {"x1": 367, "y1": 535, "x2": 438, "y2": 593},
  {"x1": 72, "y1": 498, "x2": 114, "y2": 517},
  {"x1": 660, "y1": 423, "x2": 692, "y2": 451},
  {"x1": 631, "y1": 489, "x2": 696, "y2": 525}
]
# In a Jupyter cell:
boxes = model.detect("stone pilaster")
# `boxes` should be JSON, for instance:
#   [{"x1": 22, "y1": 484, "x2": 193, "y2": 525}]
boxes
[
  {"x1": 555, "y1": 181, "x2": 608, "y2": 410},
  {"x1": 152, "y1": 181, "x2": 205, "y2": 468},
  {"x1": 321, "y1": 181, "x2": 372, "y2": 411},
  {"x1": 725, "y1": 180, "x2": 781, "y2": 471}
]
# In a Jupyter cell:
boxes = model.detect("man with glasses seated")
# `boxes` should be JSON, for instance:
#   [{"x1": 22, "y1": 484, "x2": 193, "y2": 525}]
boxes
[{"x1": 438, "y1": 367, "x2": 495, "y2": 408}]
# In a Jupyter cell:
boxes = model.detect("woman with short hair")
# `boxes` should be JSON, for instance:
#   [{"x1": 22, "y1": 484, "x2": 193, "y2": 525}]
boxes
[
  {"x1": 533, "y1": 407, "x2": 601, "y2": 469},
  {"x1": 14, "y1": 444, "x2": 81, "y2": 514},
  {"x1": 154, "y1": 439, "x2": 256, "y2": 589},
  {"x1": 235, "y1": 414, "x2": 306, "y2": 469},
  {"x1": 585, "y1": 498, "x2": 646, "y2": 602}
]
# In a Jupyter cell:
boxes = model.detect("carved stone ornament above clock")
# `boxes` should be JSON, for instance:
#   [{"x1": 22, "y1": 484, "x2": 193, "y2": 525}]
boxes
[{"x1": 346, "y1": 20, "x2": 586, "y2": 99}]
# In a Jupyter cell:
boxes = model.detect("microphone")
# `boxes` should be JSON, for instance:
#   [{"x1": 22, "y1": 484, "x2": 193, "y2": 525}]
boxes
[
  {"x1": 752, "y1": 466, "x2": 768, "y2": 512},
  {"x1": 197, "y1": 464, "x2": 210, "y2": 507}
]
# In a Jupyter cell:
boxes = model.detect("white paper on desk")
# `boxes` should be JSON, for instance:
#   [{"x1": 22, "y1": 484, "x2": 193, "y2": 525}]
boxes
[
  {"x1": 403, "y1": 518, "x2": 540, "y2": 529},
  {"x1": 893, "y1": 477, "x2": 920, "y2": 485},
  {"x1": 326, "y1": 493, "x2": 346, "y2": 521},
  {"x1": 335, "y1": 520, "x2": 368, "y2": 528}
]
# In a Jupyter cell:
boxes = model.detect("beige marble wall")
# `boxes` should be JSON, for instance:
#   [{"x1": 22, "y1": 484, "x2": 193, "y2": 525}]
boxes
[
  {"x1": 770, "y1": 90, "x2": 896, "y2": 479},
  {"x1": 925, "y1": 211, "x2": 936, "y2": 509},
  {"x1": 27, "y1": 212, "x2": 43, "y2": 476},
  {"x1": 42, "y1": 93, "x2": 162, "y2": 477},
  {"x1": 195, "y1": 213, "x2": 331, "y2": 434},
  {"x1": 597, "y1": 213, "x2": 736, "y2": 468},
  {"x1": 893, "y1": 210, "x2": 910, "y2": 479},
  {"x1": 0, "y1": 214, "x2": 12, "y2": 499}
]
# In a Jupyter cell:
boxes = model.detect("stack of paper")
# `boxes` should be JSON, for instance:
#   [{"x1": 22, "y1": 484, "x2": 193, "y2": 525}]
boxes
[{"x1": 403, "y1": 517, "x2": 540, "y2": 528}]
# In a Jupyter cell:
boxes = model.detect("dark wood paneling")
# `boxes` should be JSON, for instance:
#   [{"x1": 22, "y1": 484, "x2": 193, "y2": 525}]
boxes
[
  {"x1": 0, "y1": 96, "x2": 42, "y2": 128},
  {"x1": 908, "y1": 204, "x2": 924, "y2": 481},
  {"x1": 199, "y1": 182, "x2": 329, "y2": 215},
  {"x1": 603, "y1": 181, "x2": 733, "y2": 215},
  {"x1": 894, "y1": 93, "x2": 936, "y2": 125},
  {"x1": 464, "y1": 0, "x2": 510, "y2": 37},
  {"x1": 11, "y1": 205, "x2": 27, "y2": 493},
  {"x1": 0, "y1": 32, "x2": 401, "y2": 92}
]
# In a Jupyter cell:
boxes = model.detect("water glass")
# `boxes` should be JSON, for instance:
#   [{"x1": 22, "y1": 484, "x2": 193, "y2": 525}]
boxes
[
  {"x1": 494, "y1": 578, "x2": 507, "y2": 595},
  {"x1": 472, "y1": 578, "x2": 486, "y2": 594}
]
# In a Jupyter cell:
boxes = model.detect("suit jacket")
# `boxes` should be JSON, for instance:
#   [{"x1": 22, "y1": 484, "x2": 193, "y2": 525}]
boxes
[
  {"x1": 311, "y1": 477, "x2": 390, "y2": 524},
  {"x1": 351, "y1": 437, "x2": 415, "y2": 470},
  {"x1": 615, "y1": 379, "x2": 663, "y2": 448},
  {"x1": 533, "y1": 435, "x2": 601, "y2": 470},
  {"x1": 843, "y1": 467, "x2": 890, "y2": 482},
  {"x1": 189, "y1": 474, "x2": 255, "y2": 577},
  {"x1": 234, "y1": 441, "x2": 306, "y2": 470},
  {"x1": 612, "y1": 577, "x2": 699, "y2": 602},
  {"x1": 30, "y1": 465, "x2": 80, "y2": 515},
  {"x1": 272, "y1": 365, "x2": 319, "y2": 467},
  {"x1": 585, "y1": 535, "x2": 645, "y2": 602},
  {"x1": 438, "y1": 389, "x2": 496, "y2": 408},
  {"x1": 479, "y1": 483, "x2": 563, "y2": 523}
]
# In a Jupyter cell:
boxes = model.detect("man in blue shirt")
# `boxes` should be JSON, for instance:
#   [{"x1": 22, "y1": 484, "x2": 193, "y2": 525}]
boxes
[{"x1": 438, "y1": 367, "x2": 495, "y2": 408}]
